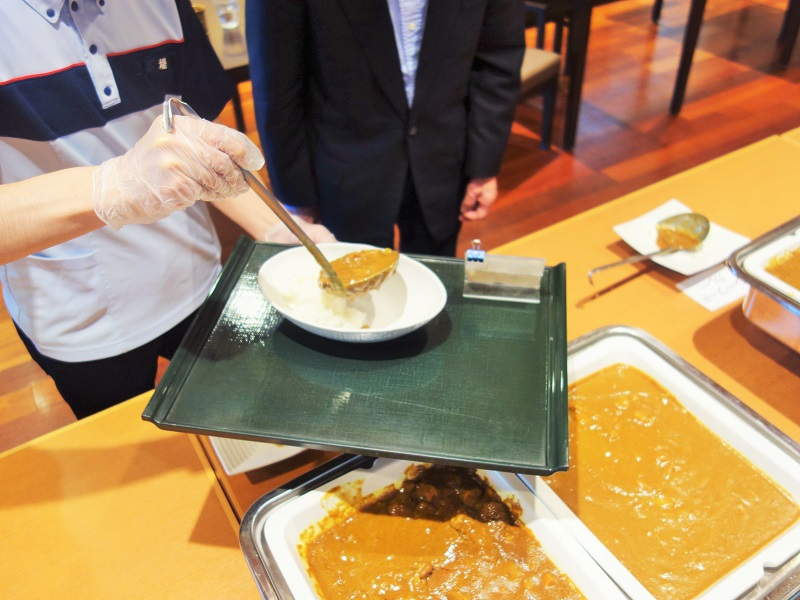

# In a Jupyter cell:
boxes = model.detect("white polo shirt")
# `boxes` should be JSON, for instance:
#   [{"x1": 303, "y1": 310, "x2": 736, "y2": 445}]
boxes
[{"x1": 0, "y1": 0, "x2": 234, "y2": 361}]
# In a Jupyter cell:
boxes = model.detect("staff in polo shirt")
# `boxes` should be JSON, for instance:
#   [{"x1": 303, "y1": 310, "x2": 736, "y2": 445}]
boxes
[{"x1": 0, "y1": 0, "x2": 334, "y2": 419}]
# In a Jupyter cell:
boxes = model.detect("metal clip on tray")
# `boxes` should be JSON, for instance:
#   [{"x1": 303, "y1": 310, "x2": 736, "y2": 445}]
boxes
[{"x1": 463, "y1": 239, "x2": 546, "y2": 304}]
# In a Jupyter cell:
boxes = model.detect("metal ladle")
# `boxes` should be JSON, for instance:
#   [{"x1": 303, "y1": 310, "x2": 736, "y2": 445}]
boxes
[
  {"x1": 162, "y1": 97, "x2": 397, "y2": 297},
  {"x1": 587, "y1": 213, "x2": 710, "y2": 284}
]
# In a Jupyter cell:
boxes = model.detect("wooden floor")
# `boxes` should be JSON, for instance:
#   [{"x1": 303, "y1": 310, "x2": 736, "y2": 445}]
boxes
[{"x1": 2, "y1": 0, "x2": 799, "y2": 452}]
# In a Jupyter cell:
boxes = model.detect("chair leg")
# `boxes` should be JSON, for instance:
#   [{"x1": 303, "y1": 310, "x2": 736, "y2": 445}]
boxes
[
  {"x1": 652, "y1": 0, "x2": 664, "y2": 23},
  {"x1": 539, "y1": 76, "x2": 558, "y2": 151},
  {"x1": 536, "y1": 13, "x2": 547, "y2": 49},
  {"x1": 563, "y1": 25, "x2": 572, "y2": 75},
  {"x1": 553, "y1": 22, "x2": 564, "y2": 54},
  {"x1": 778, "y1": 0, "x2": 800, "y2": 65},
  {"x1": 670, "y1": 0, "x2": 707, "y2": 115}
]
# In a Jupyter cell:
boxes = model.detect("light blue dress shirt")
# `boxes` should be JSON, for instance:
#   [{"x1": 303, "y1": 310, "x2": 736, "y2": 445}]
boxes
[{"x1": 386, "y1": 0, "x2": 429, "y2": 107}]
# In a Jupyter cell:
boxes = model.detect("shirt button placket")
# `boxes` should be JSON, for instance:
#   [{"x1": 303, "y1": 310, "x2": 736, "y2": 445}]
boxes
[{"x1": 72, "y1": 1, "x2": 121, "y2": 108}]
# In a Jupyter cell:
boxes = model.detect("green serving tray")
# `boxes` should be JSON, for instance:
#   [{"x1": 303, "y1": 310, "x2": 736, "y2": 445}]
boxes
[{"x1": 143, "y1": 238, "x2": 569, "y2": 475}]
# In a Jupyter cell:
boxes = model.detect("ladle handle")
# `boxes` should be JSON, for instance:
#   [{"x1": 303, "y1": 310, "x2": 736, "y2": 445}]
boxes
[
  {"x1": 159, "y1": 95, "x2": 348, "y2": 294},
  {"x1": 587, "y1": 248, "x2": 677, "y2": 284},
  {"x1": 241, "y1": 170, "x2": 347, "y2": 293}
]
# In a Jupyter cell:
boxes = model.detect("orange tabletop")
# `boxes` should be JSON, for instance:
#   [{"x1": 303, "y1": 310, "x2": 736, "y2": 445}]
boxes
[
  {"x1": 496, "y1": 135, "x2": 800, "y2": 443},
  {"x1": 0, "y1": 393, "x2": 260, "y2": 599},
  {"x1": 783, "y1": 126, "x2": 800, "y2": 146}
]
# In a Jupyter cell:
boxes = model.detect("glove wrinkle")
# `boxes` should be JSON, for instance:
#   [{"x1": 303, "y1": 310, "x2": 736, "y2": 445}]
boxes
[{"x1": 93, "y1": 115, "x2": 264, "y2": 229}]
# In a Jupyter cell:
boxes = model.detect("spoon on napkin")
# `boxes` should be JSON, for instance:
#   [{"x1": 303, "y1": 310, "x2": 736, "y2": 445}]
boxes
[{"x1": 588, "y1": 213, "x2": 710, "y2": 284}]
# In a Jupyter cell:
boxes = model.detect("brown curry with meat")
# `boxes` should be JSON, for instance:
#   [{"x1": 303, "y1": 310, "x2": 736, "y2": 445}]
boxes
[{"x1": 300, "y1": 464, "x2": 586, "y2": 600}]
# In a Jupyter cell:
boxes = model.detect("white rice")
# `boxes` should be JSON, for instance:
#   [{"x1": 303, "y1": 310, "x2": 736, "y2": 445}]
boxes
[{"x1": 280, "y1": 271, "x2": 368, "y2": 329}]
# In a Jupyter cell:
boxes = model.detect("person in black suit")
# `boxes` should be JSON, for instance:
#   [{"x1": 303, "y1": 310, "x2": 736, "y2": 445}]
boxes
[{"x1": 246, "y1": 0, "x2": 525, "y2": 256}]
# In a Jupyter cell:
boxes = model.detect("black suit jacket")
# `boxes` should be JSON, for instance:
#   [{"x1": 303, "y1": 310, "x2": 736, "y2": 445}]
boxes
[{"x1": 246, "y1": 0, "x2": 525, "y2": 244}]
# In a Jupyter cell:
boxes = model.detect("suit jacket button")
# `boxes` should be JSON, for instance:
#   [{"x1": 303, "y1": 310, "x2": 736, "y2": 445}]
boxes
[{"x1": 408, "y1": 126, "x2": 418, "y2": 136}]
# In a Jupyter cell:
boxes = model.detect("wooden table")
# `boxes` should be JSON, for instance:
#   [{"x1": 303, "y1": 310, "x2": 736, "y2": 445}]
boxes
[
  {"x1": 497, "y1": 135, "x2": 800, "y2": 442},
  {"x1": 0, "y1": 391, "x2": 341, "y2": 598},
  {"x1": 0, "y1": 394, "x2": 260, "y2": 599},
  {"x1": 782, "y1": 125, "x2": 800, "y2": 145}
]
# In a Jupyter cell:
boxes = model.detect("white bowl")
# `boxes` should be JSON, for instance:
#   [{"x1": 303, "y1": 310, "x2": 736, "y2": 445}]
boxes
[{"x1": 257, "y1": 243, "x2": 447, "y2": 343}]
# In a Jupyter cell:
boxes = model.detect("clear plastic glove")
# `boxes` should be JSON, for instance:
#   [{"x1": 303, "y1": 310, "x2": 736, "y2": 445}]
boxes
[
  {"x1": 93, "y1": 115, "x2": 264, "y2": 229},
  {"x1": 264, "y1": 212, "x2": 337, "y2": 245}
]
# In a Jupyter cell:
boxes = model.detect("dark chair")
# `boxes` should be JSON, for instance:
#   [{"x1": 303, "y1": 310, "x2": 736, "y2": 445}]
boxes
[
  {"x1": 523, "y1": 0, "x2": 661, "y2": 150},
  {"x1": 778, "y1": 0, "x2": 800, "y2": 65},
  {"x1": 524, "y1": 0, "x2": 573, "y2": 57},
  {"x1": 519, "y1": 47, "x2": 561, "y2": 150},
  {"x1": 524, "y1": 0, "x2": 663, "y2": 64},
  {"x1": 651, "y1": 0, "x2": 664, "y2": 23}
]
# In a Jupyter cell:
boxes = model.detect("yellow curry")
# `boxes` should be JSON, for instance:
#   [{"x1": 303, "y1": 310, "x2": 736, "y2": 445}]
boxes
[
  {"x1": 545, "y1": 364, "x2": 799, "y2": 600},
  {"x1": 319, "y1": 248, "x2": 399, "y2": 294},
  {"x1": 765, "y1": 246, "x2": 800, "y2": 290}
]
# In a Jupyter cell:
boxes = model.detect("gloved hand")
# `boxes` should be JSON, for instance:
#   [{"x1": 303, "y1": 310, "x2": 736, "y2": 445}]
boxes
[
  {"x1": 93, "y1": 115, "x2": 264, "y2": 229},
  {"x1": 264, "y1": 211, "x2": 337, "y2": 245}
]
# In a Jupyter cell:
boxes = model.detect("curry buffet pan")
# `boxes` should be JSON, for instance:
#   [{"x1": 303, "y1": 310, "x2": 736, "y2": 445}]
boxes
[
  {"x1": 519, "y1": 325, "x2": 800, "y2": 600},
  {"x1": 239, "y1": 455, "x2": 628, "y2": 600},
  {"x1": 727, "y1": 215, "x2": 800, "y2": 353}
]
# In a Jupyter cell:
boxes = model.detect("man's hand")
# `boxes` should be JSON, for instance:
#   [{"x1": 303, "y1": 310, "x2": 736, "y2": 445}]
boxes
[{"x1": 459, "y1": 177, "x2": 498, "y2": 221}]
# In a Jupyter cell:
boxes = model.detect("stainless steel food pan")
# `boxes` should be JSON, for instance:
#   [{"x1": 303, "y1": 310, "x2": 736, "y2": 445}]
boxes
[{"x1": 728, "y1": 216, "x2": 800, "y2": 353}]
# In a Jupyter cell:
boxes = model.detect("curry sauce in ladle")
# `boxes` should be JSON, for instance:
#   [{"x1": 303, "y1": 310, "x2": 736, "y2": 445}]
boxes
[
  {"x1": 588, "y1": 213, "x2": 710, "y2": 284},
  {"x1": 242, "y1": 170, "x2": 398, "y2": 297},
  {"x1": 243, "y1": 172, "x2": 399, "y2": 297},
  {"x1": 319, "y1": 248, "x2": 400, "y2": 296}
]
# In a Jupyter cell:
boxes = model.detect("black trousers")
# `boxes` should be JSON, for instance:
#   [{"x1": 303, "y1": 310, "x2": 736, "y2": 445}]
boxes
[
  {"x1": 15, "y1": 311, "x2": 197, "y2": 419},
  {"x1": 374, "y1": 174, "x2": 461, "y2": 257}
]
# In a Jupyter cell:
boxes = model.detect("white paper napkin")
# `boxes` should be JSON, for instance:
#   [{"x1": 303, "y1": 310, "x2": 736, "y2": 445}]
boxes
[
  {"x1": 613, "y1": 199, "x2": 751, "y2": 276},
  {"x1": 677, "y1": 266, "x2": 749, "y2": 311}
]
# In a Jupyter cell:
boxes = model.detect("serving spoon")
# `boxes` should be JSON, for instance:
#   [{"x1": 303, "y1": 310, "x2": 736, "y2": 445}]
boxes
[
  {"x1": 162, "y1": 97, "x2": 398, "y2": 297},
  {"x1": 587, "y1": 213, "x2": 710, "y2": 284},
  {"x1": 319, "y1": 248, "x2": 399, "y2": 295}
]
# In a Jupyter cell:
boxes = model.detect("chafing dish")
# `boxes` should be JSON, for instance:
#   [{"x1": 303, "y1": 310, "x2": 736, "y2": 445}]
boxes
[
  {"x1": 728, "y1": 216, "x2": 800, "y2": 352},
  {"x1": 520, "y1": 325, "x2": 800, "y2": 600},
  {"x1": 239, "y1": 455, "x2": 627, "y2": 599}
]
